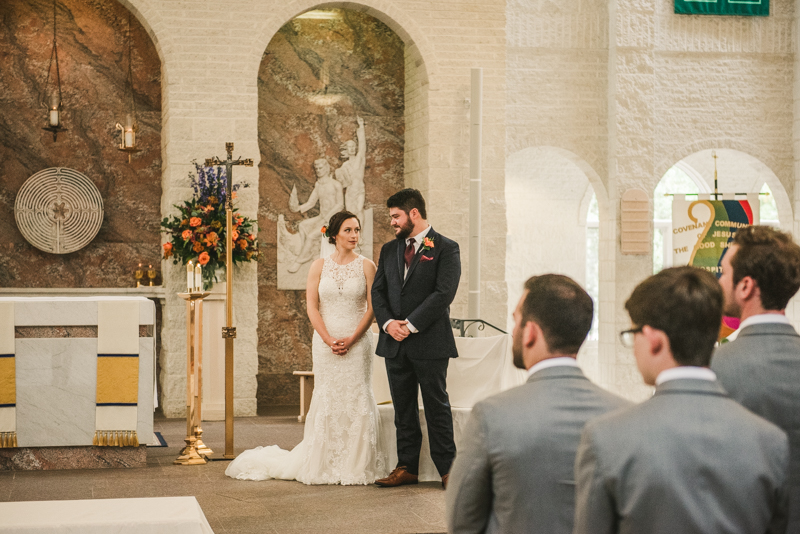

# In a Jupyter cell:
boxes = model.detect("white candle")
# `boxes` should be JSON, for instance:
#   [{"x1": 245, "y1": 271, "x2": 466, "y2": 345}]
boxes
[
  {"x1": 194, "y1": 264, "x2": 202, "y2": 291},
  {"x1": 124, "y1": 130, "x2": 134, "y2": 148},
  {"x1": 49, "y1": 94, "x2": 60, "y2": 127},
  {"x1": 186, "y1": 261, "x2": 194, "y2": 292}
]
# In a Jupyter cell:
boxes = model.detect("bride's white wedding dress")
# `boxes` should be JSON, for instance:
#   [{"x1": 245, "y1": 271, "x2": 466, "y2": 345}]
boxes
[{"x1": 225, "y1": 255, "x2": 388, "y2": 485}]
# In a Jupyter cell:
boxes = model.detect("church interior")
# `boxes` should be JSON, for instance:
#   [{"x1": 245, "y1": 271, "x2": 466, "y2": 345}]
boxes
[{"x1": 1, "y1": 0, "x2": 798, "y2": 532}]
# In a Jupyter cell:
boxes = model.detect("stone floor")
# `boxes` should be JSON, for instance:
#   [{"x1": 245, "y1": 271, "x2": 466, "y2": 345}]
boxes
[{"x1": 0, "y1": 409, "x2": 447, "y2": 534}]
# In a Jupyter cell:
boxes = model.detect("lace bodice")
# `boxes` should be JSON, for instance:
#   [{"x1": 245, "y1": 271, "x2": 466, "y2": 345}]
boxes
[{"x1": 318, "y1": 255, "x2": 367, "y2": 338}]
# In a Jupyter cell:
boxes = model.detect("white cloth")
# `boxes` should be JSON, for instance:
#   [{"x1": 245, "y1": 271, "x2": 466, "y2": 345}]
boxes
[
  {"x1": 739, "y1": 313, "x2": 791, "y2": 329},
  {"x1": 526, "y1": 356, "x2": 579, "y2": 379},
  {"x1": 655, "y1": 366, "x2": 717, "y2": 386},
  {"x1": 226, "y1": 255, "x2": 388, "y2": 485},
  {"x1": 0, "y1": 496, "x2": 214, "y2": 534}
]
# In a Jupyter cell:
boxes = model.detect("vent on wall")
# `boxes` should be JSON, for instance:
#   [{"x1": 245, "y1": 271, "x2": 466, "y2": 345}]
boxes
[{"x1": 621, "y1": 189, "x2": 650, "y2": 255}]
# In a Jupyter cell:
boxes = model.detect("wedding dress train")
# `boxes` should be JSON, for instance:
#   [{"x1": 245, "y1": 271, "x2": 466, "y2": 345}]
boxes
[{"x1": 225, "y1": 255, "x2": 388, "y2": 485}]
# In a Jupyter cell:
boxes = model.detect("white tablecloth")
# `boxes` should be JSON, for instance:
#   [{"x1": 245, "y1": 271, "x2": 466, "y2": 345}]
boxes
[
  {"x1": 373, "y1": 333, "x2": 526, "y2": 481},
  {"x1": 0, "y1": 497, "x2": 214, "y2": 534}
]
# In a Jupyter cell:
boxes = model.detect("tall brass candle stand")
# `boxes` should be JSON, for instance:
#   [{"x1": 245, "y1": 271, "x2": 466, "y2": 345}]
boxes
[{"x1": 175, "y1": 290, "x2": 212, "y2": 465}]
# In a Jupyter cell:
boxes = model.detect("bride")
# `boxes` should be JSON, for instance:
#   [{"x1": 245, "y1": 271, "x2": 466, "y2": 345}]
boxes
[{"x1": 225, "y1": 210, "x2": 388, "y2": 485}]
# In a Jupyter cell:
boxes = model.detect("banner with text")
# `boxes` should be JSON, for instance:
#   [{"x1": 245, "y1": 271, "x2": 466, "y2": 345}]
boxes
[
  {"x1": 675, "y1": 0, "x2": 768, "y2": 16},
  {"x1": 672, "y1": 195, "x2": 759, "y2": 277}
]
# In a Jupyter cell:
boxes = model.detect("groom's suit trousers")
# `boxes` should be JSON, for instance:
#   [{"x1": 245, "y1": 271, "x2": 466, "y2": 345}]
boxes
[{"x1": 385, "y1": 348, "x2": 455, "y2": 477}]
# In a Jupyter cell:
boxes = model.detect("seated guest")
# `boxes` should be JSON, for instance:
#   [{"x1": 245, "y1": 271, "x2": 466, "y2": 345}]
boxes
[
  {"x1": 712, "y1": 225, "x2": 800, "y2": 532},
  {"x1": 574, "y1": 266, "x2": 790, "y2": 534},
  {"x1": 445, "y1": 274, "x2": 630, "y2": 534}
]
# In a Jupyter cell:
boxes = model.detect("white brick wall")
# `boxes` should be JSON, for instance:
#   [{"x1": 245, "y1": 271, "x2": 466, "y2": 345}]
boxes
[
  {"x1": 125, "y1": 0, "x2": 800, "y2": 408},
  {"x1": 125, "y1": 0, "x2": 506, "y2": 415}
]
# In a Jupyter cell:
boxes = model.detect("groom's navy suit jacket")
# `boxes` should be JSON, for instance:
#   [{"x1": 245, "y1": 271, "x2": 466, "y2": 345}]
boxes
[{"x1": 372, "y1": 227, "x2": 461, "y2": 360}]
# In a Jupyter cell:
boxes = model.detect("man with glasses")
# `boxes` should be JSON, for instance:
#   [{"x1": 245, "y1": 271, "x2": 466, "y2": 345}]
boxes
[
  {"x1": 574, "y1": 266, "x2": 790, "y2": 534},
  {"x1": 712, "y1": 225, "x2": 800, "y2": 533},
  {"x1": 446, "y1": 274, "x2": 629, "y2": 534}
]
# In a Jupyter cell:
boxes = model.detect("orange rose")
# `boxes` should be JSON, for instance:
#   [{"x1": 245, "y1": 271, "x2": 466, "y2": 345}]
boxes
[
  {"x1": 204, "y1": 231, "x2": 219, "y2": 248},
  {"x1": 238, "y1": 238, "x2": 247, "y2": 250},
  {"x1": 180, "y1": 219, "x2": 189, "y2": 227},
  {"x1": 189, "y1": 217, "x2": 202, "y2": 227},
  {"x1": 182, "y1": 229, "x2": 192, "y2": 240},
  {"x1": 198, "y1": 252, "x2": 210, "y2": 265},
  {"x1": 232, "y1": 230, "x2": 239, "y2": 240},
  {"x1": 193, "y1": 241, "x2": 204, "y2": 253},
  {"x1": 162, "y1": 242, "x2": 173, "y2": 259}
]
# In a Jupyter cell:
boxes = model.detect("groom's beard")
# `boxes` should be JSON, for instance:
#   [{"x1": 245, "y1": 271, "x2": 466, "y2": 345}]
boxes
[
  {"x1": 394, "y1": 219, "x2": 415, "y2": 240},
  {"x1": 512, "y1": 334, "x2": 525, "y2": 370}
]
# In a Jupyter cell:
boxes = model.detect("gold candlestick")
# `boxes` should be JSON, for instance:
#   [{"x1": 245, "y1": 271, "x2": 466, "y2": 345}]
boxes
[
  {"x1": 175, "y1": 290, "x2": 212, "y2": 465},
  {"x1": 134, "y1": 263, "x2": 144, "y2": 288},
  {"x1": 147, "y1": 264, "x2": 157, "y2": 286}
]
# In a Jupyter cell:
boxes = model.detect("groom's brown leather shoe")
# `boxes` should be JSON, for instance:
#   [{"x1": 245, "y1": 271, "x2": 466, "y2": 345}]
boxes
[{"x1": 375, "y1": 466, "x2": 419, "y2": 487}]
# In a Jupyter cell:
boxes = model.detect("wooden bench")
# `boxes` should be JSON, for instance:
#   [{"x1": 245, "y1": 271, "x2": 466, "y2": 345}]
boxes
[{"x1": 292, "y1": 371, "x2": 314, "y2": 423}]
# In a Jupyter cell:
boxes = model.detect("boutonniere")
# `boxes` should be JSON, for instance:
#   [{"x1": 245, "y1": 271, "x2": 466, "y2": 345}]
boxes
[{"x1": 422, "y1": 236, "x2": 434, "y2": 252}]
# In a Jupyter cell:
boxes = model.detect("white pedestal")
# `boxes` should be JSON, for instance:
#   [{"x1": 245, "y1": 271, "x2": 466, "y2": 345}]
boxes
[{"x1": 201, "y1": 288, "x2": 226, "y2": 421}]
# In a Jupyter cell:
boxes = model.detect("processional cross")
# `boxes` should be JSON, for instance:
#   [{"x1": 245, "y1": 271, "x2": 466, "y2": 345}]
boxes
[{"x1": 204, "y1": 142, "x2": 253, "y2": 459}]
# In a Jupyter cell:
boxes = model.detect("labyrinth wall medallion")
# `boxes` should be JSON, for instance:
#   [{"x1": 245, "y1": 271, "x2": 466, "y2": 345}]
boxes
[{"x1": 15, "y1": 168, "x2": 104, "y2": 254}]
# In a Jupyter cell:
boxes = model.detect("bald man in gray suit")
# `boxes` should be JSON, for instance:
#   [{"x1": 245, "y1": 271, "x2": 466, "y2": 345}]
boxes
[
  {"x1": 712, "y1": 226, "x2": 800, "y2": 532},
  {"x1": 575, "y1": 267, "x2": 790, "y2": 534},
  {"x1": 445, "y1": 275, "x2": 629, "y2": 534}
]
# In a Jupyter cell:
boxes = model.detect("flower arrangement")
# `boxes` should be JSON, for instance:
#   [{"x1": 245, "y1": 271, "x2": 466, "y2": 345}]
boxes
[
  {"x1": 422, "y1": 236, "x2": 434, "y2": 251},
  {"x1": 161, "y1": 163, "x2": 259, "y2": 288}
]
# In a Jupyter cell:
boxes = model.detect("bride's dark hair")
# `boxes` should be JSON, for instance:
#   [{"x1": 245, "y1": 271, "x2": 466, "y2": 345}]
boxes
[{"x1": 326, "y1": 210, "x2": 360, "y2": 245}]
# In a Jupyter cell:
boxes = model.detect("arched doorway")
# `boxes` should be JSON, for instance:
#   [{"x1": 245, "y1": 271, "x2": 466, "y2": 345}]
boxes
[{"x1": 256, "y1": 8, "x2": 406, "y2": 408}]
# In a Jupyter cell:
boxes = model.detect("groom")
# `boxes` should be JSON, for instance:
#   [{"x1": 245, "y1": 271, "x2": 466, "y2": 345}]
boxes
[{"x1": 371, "y1": 188, "x2": 461, "y2": 488}]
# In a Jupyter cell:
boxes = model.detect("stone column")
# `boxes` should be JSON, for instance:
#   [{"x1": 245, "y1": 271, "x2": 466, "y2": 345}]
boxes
[{"x1": 605, "y1": 0, "x2": 657, "y2": 401}]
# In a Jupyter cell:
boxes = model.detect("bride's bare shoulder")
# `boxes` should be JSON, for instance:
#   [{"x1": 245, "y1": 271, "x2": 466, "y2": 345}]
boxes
[{"x1": 362, "y1": 257, "x2": 376, "y2": 274}]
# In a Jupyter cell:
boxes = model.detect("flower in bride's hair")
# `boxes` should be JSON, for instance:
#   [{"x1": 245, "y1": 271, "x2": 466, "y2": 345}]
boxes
[{"x1": 321, "y1": 225, "x2": 328, "y2": 237}]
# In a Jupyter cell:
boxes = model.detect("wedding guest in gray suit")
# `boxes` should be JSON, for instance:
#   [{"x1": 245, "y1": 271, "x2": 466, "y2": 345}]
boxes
[
  {"x1": 445, "y1": 274, "x2": 630, "y2": 534},
  {"x1": 574, "y1": 267, "x2": 790, "y2": 534},
  {"x1": 712, "y1": 225, "x2": 800, "y2": 532}
]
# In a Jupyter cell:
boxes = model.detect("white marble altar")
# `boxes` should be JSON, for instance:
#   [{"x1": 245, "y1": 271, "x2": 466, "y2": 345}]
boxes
[{"x1": 0, "y1": 297, "x2": 155, "y2": 448}]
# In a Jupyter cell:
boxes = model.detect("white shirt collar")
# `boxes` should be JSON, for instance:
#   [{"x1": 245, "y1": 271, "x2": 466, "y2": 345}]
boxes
[
  {"x1": 739, "y1": 313, "x2": 791, "y2": 330},
  {"x1": 655, "y1": 366, "x2": 717, "y2": 386},
  {"x1": 527, "y1": 357, "x2": 579, "y2": 379},
  {"x1": 407, "y1": 225, "x2": 432, "y2": 247}
]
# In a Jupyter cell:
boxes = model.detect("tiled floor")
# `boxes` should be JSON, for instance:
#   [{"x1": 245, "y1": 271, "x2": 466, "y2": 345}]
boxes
[{"x1": 0, "y1": 409, "x2": 448, "y2": 534}]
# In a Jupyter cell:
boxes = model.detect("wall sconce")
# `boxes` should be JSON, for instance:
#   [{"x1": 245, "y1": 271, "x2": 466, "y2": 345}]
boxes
[
  {"x1": 116, "y1": 12, "x2": 140, "y2": 163},
  {"x1": 42, "y1": 0, "x2": 66, "y2": 142}
]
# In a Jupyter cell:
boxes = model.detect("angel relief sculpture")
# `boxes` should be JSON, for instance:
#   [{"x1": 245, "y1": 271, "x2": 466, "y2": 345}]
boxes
[{"x1": 278, "y1": 117, "x2": 370, "y2": 289}]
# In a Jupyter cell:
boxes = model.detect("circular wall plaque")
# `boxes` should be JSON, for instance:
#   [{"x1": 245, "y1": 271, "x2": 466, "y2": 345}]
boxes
[{"x1": 14, "y1": 167, "x2": 104, "y2": 254}]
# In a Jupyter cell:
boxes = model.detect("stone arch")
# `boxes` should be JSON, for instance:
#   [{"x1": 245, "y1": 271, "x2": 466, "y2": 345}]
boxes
[
  {"x1": 505, "y1": 145, "x2": 610, "y2": 384},
  {"x1": 249, "y1": 1, "x2": 435, "y2": 86},
  {"x1": 656, "y1": 146, "x2": 792, "y2": 232},
  {"x1": 117, "y1": 0, "x2": 169, "y2": 83},
  {"x1": 655, "y1": 139, "x2": 789, "y2": 194}
]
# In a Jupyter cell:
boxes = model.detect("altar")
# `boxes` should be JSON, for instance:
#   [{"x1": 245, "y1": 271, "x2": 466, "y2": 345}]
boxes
[{"x1": 0, "y1": 295, "x2": 156, "y2": 470}]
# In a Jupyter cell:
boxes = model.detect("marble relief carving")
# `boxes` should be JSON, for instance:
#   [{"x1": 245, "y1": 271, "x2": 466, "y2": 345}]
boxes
[
  {"x1": 0, "y1": 0, "x2": 161, "y2": 288},
  {"x1": 277, "y1": 117, "x2": 372, "y2": 289},
  {"x1": 258, "y1": 10, "x2": 404, "y2": 405}
]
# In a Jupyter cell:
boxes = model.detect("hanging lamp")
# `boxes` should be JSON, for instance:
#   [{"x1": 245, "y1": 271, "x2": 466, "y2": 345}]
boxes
[
  {"x1": 42, "y1": 0, "x2": 66, "y2": 141},
  {"x1": 116, "y1": 11, "x2": 140, "y2": 163}
]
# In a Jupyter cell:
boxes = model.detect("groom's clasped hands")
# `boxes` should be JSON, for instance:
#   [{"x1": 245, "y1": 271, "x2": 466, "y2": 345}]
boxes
[{"x1": 386, "y1": 320, "x2": 411, "y2": 342}]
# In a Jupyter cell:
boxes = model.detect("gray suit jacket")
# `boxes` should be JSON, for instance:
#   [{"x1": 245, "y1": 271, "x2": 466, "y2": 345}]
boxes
[
  {"x1": 574, "y1": 378, "x2": 790, "y2": 534},
  {"x1": 713, "y1": 322, "x2": 800, "y2": 533},
  {"x1": 445, "y1": 366, "x2": 630, "y2": 534}
]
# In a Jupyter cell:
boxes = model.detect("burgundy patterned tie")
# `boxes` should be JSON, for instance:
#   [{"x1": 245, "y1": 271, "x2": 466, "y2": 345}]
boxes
[{"x1": 404, "y1": 239, "x2": 415, "y2": 268}]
